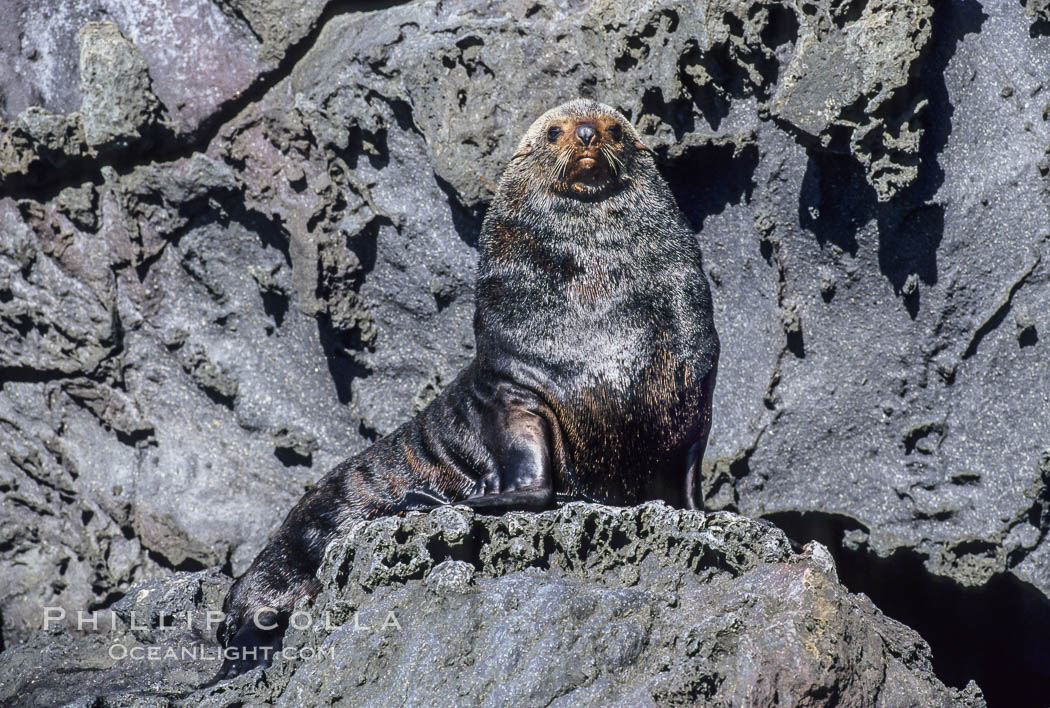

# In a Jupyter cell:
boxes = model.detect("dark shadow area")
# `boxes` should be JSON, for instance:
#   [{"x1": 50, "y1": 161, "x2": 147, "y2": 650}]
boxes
[
  {"x1": 1027, "y1": 0, "x2": 1050, "y2": 39},
  {"x1": 339, "y1": 93, "x2": 421, "y2": 173},
  {"x1": 425, "y1": 523, "x2": 489, "y2": 566},
  {"x1": 232, "y1": 201, "x2": 294, "y2": 268},
  {"x1": 675, "y1": 4, "x2": 797, "y2": 132},
  {"x1": 113, "y1": 427, "x2": 156, "y2": 448},
  {"x1": 314, "y1": 216, "x2": 384, "y2": 404},
  {"x1": 677, "y1": 44, "x2": 730, "y2": 131},
  {"x1": 839, "y1": 0, "x2": 868, "y2": 25},
  {"x1": 260, "y1": 287, "x2": 289, "y2": 328},
  {"x1": 907, "y1": 1, "x2": 987, "y2": 197},
  {"x1": 133, "y1": 247, "x2": 166, "y2": 284},
  {"x1": 760, "y1": 3, "x2": 802, "y2": 61},
  {"x1": 145, "y1": 550, "x2": 208, "y2": 574},
  {"x1": 662, "y1": 141, "x2": 758, "y2": 232},
  {"x1": 189, "y1": 376, "x2": 236, "y2": 411},
  {"x1": 346, "y1": 216, "x2": 381, "y2": 275},
  {"x1": 785, "y1": 325, "x2": 805, "y2": 358},
  {"x1": 797, "y1": 148, "x2": 941, "y2": 320},
  {"x1": 88, "y1": 590, "x2": 127, "y2": 612},
  {"x1": 358, "y1": 419, "x2": 379, "y2": 443},
  {"x1": 316, "y1": 313, "x2": 367, "y2": 406},
  {"x1": 1019, "y1": 326, "x2": 1039, "y2": 347},
  {"x1": 902, "y1": 421, "x2": 946, "y2": 456},
  {"x1": 876, "y1": 0, "x2": 985, "y2": 304},
  {"x1": 798, "y1": 153, "x2": 869, "y2": 257},
  {"x1": 1031, "y1": 17, "x2": 1050, "y2": 38},
  {"x1": 0, "y1": 367, "x2": 75, "y2": 387},
  {"x1": 879, "y1": 202, "x2": 944, "y2": 319},
  {"x1": 435, "y1": 174, "x2": 485, "y2": 248},
  {"x1": 642, "y1": 86, "x2": 696, "y2": 140},
  {"x1": 343, "y1": 119, "x2": 391, "y2": 172},
  {"x1": 274, "y1": 446, "x2": 312, "y2": 467},
  {"x1": 764, "y1": 510, "x2": 1050, "y2": 708}
]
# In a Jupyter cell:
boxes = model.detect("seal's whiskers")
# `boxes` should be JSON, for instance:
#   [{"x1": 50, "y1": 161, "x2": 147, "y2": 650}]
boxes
[{"x1": 601, "y1": 144, "x2": 623, "y2": 176}]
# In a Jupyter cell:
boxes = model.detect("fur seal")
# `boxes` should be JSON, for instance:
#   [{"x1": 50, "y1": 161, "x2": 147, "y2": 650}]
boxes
[{"x1": 217, "y1": 98, "x2": 719, "y2": 677}]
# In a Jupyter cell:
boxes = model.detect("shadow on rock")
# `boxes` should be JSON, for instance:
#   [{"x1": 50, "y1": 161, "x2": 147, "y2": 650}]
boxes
[
  {"x1": 766, "y1": 510, "x2": 1050, "y2": 708},
  {"x1": 797, "y1": 0, "x2": 987, "y2": 319},
  {"x1": 663, "y1": 141, "x2": 759, "y2": 232}
]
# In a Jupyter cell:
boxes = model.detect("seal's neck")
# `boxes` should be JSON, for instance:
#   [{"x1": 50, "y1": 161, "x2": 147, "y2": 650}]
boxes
[{"x1": 481, "y1": 178, "x2": 685, "y2": 265}]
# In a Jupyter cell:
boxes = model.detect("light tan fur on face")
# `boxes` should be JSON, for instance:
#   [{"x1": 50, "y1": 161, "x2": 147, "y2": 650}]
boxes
[{"x1": 511, "y1": 99, "x2": 652, "y2": 198}]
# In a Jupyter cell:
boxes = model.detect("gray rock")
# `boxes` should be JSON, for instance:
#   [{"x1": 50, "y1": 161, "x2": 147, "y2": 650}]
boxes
[
  {"x1": 213, "y1": 0, "x2": 331, "y2": 64},
  {"x1": 0, "y1": 505, "x2": 986, "y2": 707},
  {"x1": 0, "y1": 17, "x2": 171, "y2": 186},
  {"x1": 0, "y1": 0, "x2": 337, "y2": 190},
  {"x1": 769, "y1": 0, "x2": 933, "y2": 200},
  {"x1": 0, "y1": 200, "x2": 117, "y2": 375},
  {"x1": 0, "y1": 0, "x2": 332, "y2": 135},
  {"x1": 78, "y1": 21, "x2": 163, "y2": 152},
  {"x1": 0, "y1": 0, "x2": 1048, "y2": 703},
  {"x1": 0, "y1": 569, "x2": 231, "y2": 708},
  {"x1": 54, "y1": 182, "x2": 99, "y2": 232},
  {"x1": 111, "y1": 568, "x2": 231, "y2": 644},
  {"x1": 0, "y1": 107, "x2": 87, "y2": 183}
]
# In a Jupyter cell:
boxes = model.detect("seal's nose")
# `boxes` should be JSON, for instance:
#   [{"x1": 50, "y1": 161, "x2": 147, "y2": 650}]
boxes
[{"x1": 576, "y1": 123, "x2": 596, "y2": 147}]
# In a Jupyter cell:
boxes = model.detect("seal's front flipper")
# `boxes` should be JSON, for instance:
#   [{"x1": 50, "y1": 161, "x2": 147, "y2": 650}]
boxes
[
  {"x1": 394, "y1": 488, "x2": 451, "y2": 512},
  {"x1": 555, "y1": 491, "x2": 600, "y2": 505},
  {"x1": 459, "y1": 485, "x2": 554, "y2": 511},
  {"x1": 466, "y1": 397, "x2": 555, "y2": 511}
]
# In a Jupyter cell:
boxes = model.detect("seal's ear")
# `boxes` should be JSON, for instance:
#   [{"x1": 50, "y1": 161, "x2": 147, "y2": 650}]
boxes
[
  {"x1": 634, "y1": 140, "x2": 654, "y2": 154},
  {"x1": 512, "y1": 146, "x2": 533, "y2": 160}
]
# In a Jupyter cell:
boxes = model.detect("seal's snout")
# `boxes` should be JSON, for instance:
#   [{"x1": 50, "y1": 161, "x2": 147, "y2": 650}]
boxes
[{"x1": 575, "y1": 123, "x2": 596, "y2": 146}]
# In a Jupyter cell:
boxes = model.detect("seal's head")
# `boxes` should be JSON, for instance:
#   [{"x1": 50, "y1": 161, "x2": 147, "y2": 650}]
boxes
[{"x1": 510, "y1": 98, "x2": 652, "y2": 199}]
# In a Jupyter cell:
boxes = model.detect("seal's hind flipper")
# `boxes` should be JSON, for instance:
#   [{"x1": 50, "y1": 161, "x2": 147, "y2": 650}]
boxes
[{"x1": 206, "y1": 609, "x2": 283, "y2": 684}]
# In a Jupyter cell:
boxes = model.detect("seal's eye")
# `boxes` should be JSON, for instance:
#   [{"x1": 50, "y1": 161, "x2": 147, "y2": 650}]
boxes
[
  {"x1": 609, "y1": 125, "x2": 623, "y2": 142},
  {"x1": 547, "y1": 126, "x2": 563, "y2": 142}
]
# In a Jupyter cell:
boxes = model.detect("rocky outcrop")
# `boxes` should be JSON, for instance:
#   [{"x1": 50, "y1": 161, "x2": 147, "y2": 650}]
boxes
[
  {"x1": 0, "y1": 21, "x2": 165, "y2": 187},
  {"x1": 1026, "y1": 0, "x2": 1050, "y2": 23},
  {"x1": 1, "y1": 0, "x2": 1048, "y2": 705},
  {"x1": 0, "y1": 504, "x2": 986, "y2": 707},
  {"x1": 0, "y1": 0, "x2": 333, "y2": 135}
]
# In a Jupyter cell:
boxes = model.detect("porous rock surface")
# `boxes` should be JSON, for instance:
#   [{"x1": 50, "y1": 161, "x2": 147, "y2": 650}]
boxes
[
  {"x1": 0, "y1": 0, "x2": 1048, "y2": 703},
  {"x1": 0, "y1": 504, "x2": 985, "y2": 707}
]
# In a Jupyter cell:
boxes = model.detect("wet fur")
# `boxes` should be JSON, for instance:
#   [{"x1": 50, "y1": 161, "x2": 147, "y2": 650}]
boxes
[{"x1": 217, "y1": 99, "x2": 719, "y2": 677}]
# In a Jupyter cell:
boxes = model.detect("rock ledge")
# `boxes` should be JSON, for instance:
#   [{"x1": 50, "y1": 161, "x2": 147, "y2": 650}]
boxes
[{"x1": 0, "y1": 503, "x2": 984, "y2": 707}]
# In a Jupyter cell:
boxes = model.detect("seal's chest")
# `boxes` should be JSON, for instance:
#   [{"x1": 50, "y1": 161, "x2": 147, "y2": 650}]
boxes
[
  {"x1": 555, "y1": 345, "x2": 704, "y2": 505},
  {"x1": 565, "y1": 345, "x2": 701, "y2": 452}
]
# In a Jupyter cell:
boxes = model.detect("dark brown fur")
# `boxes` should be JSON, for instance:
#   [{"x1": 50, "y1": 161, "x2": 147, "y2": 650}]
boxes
[{"x1": 215, "y1": 99, "x2": 719, "y2": 678}]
